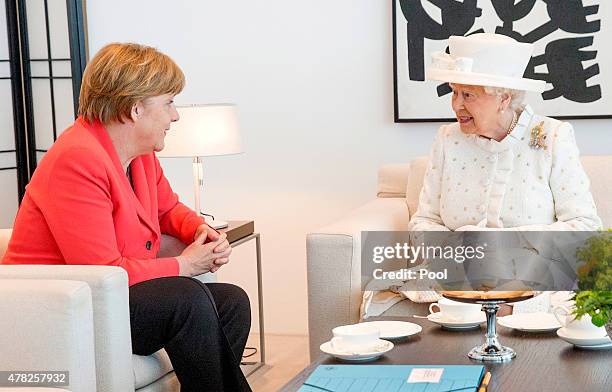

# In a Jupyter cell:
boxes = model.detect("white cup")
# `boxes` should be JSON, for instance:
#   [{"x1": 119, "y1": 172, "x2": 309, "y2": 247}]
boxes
[
  {"x1": 429, "y1": 298, "x2": 481, "y2": 321},
  {"x1": 553, "y1": 305, "x2": 607, "y2": 337},
  {"x1": 331, "y1": 324, "x2": 380, "y2": 352}
]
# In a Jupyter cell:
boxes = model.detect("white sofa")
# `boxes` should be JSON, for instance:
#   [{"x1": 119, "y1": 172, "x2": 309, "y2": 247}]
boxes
[
  {"x1": 306, "y1": 156, "x2": 612, "y2": 360},
  {"x1": 0, "y1": 232, "x2": 213, "y2": 392}
]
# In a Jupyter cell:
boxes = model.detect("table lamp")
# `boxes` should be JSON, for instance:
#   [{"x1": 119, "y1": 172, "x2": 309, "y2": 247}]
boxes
[{"x1": 157, "y1": 103, "x2": 242, "y2": 229}]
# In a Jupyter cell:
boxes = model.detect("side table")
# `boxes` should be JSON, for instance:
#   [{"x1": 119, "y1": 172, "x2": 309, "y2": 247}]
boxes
[{"x1": 220, "y1": 221, "x2": 265, "y2": 376}]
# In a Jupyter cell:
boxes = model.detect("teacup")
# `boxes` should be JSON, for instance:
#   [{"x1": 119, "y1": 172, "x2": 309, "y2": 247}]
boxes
[
  {"x1": 553, "y1": 305, "x2": 607, "y2": 337},
  {"x1": 331, "y1": 324, "x2": 380, "y2": 352},
  {"x1": 429, "y1": 298, "x2": 481, "y2": 321}
]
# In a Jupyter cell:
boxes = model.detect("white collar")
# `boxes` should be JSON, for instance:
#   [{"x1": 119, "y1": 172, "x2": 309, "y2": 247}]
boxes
[{"x1": 473, "y1": 105, "x2": 534, "y2": 153}]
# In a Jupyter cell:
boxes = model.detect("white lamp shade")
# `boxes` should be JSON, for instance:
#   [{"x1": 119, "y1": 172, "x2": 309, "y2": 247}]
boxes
[{"x1": 158, "y1": 104, "x2": 242, "y2": 157}]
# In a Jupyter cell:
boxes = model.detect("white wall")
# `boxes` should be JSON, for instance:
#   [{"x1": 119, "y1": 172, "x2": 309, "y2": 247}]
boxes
[{"x1": 86, "y1": 0, "x2": 612, "y2": 335}]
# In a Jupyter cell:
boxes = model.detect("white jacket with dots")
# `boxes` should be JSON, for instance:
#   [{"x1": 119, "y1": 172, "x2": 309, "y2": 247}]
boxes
[{"x1": 408, "y1": 105, "x2": 602, "y2": 232}]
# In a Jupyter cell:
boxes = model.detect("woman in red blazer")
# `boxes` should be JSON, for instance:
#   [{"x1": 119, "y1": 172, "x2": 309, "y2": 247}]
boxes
[{"x1": 3, "y1": 43, "x2": 251, "y2": 391}]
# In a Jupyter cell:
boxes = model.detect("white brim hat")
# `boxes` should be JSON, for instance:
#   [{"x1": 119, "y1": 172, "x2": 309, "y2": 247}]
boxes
[{"x1": 426, "y1": 33, "x2": 546, "y2": 93}]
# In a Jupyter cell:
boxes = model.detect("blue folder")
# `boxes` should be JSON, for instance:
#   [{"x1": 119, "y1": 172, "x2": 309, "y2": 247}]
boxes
[{"x1": 299, "y1": 364, "x2": 486, "y2": 392}]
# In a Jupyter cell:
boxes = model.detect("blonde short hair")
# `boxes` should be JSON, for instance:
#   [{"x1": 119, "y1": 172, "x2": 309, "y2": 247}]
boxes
[
  {"x1": 78, "y1": 43, "x2": 185, "y2": 124},
  {"x1": 483, "y1": 85, "x2": 526, "y2": 112}
]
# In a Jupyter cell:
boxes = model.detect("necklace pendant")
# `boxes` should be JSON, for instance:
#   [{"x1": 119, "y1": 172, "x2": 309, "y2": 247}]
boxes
[{"x1": 529, "y1": 121, "x2": 547, "y2": 150}]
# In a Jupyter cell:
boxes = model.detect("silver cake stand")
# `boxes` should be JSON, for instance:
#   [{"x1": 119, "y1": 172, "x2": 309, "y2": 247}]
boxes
[{"x1": 442, "y1": 291, "x2": 536, "y2": 362}]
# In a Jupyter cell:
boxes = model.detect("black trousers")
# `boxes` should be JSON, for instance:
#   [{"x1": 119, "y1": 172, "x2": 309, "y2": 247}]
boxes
[{"x1": 129, "y1": 277, "x2": 252, "y2": 391}]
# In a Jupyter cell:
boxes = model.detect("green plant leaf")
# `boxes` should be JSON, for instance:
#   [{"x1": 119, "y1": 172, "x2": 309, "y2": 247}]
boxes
[{"x1": 591, "y1": 313, "x2": 606, "y2": 327}]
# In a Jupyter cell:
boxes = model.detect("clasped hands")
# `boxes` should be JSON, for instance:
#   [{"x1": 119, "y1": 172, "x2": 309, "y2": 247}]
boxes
[{"x1": 177, "y1": 224, "x2": 232, "y2": 277}]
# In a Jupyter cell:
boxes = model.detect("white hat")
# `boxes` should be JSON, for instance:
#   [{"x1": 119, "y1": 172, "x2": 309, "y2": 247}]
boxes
[{"x1": 426, "y1": 33, "x2": 546, "y2": 92}]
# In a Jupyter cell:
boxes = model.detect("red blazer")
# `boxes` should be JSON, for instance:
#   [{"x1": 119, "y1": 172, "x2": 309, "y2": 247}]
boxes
[{"x1": 3, "y1": 117, "x2": 205, "y2": 285}]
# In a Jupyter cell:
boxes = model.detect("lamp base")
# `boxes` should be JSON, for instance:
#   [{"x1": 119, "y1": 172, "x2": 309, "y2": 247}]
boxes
[{"x1": 208, "y1": 219, "x2": 229, "y2": 230}]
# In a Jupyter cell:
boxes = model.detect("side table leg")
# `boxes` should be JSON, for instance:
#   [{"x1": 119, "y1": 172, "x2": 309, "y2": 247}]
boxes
[{"x1": 255, "y1": 234, "x2": 265, "y2": 364}]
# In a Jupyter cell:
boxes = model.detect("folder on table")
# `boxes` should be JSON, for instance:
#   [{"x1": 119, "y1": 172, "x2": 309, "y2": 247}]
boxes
[{"x1": 299, "y1": 364, "x2": 486, "y2": 392}]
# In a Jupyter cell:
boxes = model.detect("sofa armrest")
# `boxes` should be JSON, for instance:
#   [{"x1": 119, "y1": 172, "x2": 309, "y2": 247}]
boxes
[
  {"x1": 0, "y1": 279, "x2": 96, "y2": 392},
  {"x1": 306, "y1": 198, "x2": 410, "y2": 360},
  {"x1": 0, "y1": 266, "x2": 134, "y2": 392},
  {"x1": 377, "y1": 163, "x2": 411, "y2": 198}
]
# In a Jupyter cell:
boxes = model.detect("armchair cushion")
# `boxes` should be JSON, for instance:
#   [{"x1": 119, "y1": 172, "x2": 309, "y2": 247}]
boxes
[
  {"x1": 137, "y1": 372, "x2": 180, "y2": 392},
  {"x1": 133, "y1": 350, "x2": 174, "y2": 389},
  {"x1": 0, "y1": 279, "x2": 96, "y2": 392}
]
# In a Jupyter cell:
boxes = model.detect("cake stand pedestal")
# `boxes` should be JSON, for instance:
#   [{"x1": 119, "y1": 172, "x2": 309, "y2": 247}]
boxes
[{"x1": 442, "y1": 291, "x2": 535, "y2": 362}]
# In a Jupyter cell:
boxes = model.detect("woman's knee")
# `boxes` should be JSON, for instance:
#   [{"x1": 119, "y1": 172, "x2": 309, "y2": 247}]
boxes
[
  {"x1": 207, "y1": 283, "x2": 251, "y2": 314},
  {"x1": 227, "y1": 284, "x2": 251, "y2": 314},
  {"x1": 151, "y1": 279, "x2": 251, "y2": 330},
  {"x1": 149, "y1": 277, "x2": 220, "y2": 324},
  {"x1": 180, "y1": 278, "x2": 220, "y2": 313}
]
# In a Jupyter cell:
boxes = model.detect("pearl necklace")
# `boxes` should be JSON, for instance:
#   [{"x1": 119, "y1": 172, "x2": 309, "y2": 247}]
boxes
[{"x1": 506, "y1": 112, "x2": 518, "y2": 136}]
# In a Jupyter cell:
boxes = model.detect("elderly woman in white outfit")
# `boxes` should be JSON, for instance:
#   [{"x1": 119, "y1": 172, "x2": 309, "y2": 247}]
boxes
[
  {"x1": 361, "y1": 33, "x2": 602, "y2": 319},
  {"x1": 408, "y1": 33, "x2": 602, "y2": 232}
]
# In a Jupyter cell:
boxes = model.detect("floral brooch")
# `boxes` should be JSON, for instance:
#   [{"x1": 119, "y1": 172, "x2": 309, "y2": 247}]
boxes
[{"x1": 529, "y1": 121, "x2": 547, "y2": 150}]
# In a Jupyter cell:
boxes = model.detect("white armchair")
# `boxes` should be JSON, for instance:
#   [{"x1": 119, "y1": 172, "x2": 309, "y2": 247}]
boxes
[
  {"x1": 0, "y1": 231, "x2": 214, "y2": 392},
  {"x1": 306, "y1": 156, "x2": 612, "y2": 360}
]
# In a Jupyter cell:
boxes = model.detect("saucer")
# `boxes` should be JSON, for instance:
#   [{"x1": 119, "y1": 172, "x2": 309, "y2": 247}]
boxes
[
  {"x1": 557, "y1": 327, "x2": 612, "y2": 346},
  {"x1": 427, "y1": 312, "x2": 486, "y2": 329},
  {"x1": 358, "y1": 321, "x2": 422, "y2": 340},
  {"x1": 497, "y1": 312, "x2": 561, "y2": 332},
  {"x1": 319, "y1": 339, "x2": 394, "y2": 362},
  {"x1": 574, "y1": 341, "x2": 612, "y2": 350}
]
